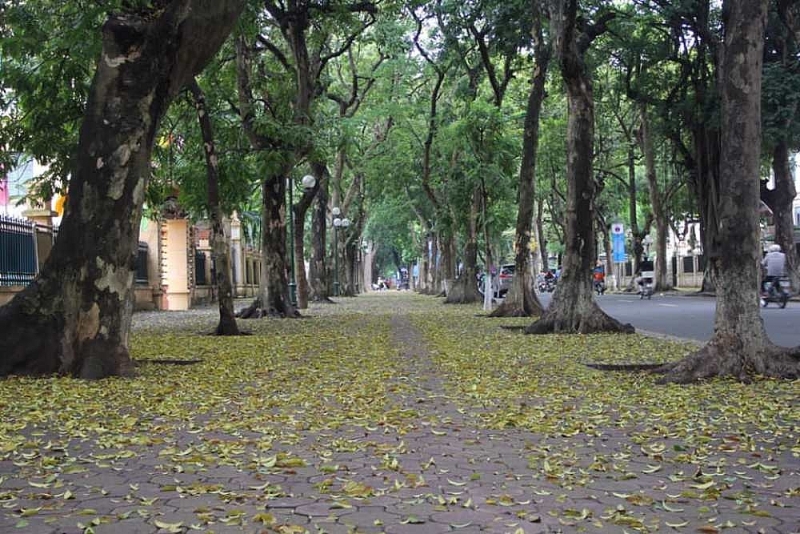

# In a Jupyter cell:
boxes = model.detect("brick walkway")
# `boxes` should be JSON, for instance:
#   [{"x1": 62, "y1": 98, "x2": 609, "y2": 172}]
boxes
[{"x1": 0, "y1": 297, "x2": 797, "y2": 533}]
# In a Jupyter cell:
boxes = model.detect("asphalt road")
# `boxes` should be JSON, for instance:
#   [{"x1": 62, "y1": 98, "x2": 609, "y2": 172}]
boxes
[{"x1": 536, "y1": 291, "x2": 800, "y2": 348}]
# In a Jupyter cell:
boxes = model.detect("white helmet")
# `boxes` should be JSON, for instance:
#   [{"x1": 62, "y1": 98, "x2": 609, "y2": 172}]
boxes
[{"x1": 769, "y1": 244, "x2": 781, "y2": 252}]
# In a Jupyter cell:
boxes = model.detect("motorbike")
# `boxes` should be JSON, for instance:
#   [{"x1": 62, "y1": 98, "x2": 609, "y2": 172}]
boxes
[
  {"x1": 761, "y1": 278, "x2": 790, "y2": 308},
  {"x1": 537, "y1": 276, "x2": 556, "y2": 293},
  {"x1": 639, "y1": 271, "x2": 654, "y2": 300},
  {"x1": 593, "y1": 280, "x2": 606, "y2": 296}
]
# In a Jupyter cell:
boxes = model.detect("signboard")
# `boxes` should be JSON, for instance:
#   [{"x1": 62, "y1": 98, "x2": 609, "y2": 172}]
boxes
[
  {"x1": 612, "y1": 232, "x2": 626, "y2": 262},
  {"x1": 611, "y1": 222, "x2": 624, "y2": 235}
]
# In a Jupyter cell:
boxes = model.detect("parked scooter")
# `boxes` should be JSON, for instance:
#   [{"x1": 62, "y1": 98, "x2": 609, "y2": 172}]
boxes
[{"x1": 760, "y1": 278, "x2": 790, "y2": 308}]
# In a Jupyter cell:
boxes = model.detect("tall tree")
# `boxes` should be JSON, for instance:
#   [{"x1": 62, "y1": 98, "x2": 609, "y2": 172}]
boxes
[
  {"x1": 0, "y1": 0, "x2": 245, "y2": 377},
  {"x1": 657, "y1": 0, "x2": 800, "y2": 382},
  {"x1": 188, "y1": 79, "x2": 240, "y2": 335},
  {"x1": 490, "y1": 1, "x2": 549, "y2": 317},
  {"x1": 234, "y1": 1, "x2": 377, "y2": 317},
  {"x1": 526, "y1": 0, "x2": 632, "y2": 334}
]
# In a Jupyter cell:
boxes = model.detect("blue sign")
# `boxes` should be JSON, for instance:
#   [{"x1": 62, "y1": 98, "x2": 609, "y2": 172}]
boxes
[{"x1": 612, "y1": 233, "x2": 626, "y2": 262}]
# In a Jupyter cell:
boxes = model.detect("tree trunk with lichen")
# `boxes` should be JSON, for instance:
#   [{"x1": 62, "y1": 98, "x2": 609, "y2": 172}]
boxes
[
  {"x1": 657, "y1": 0, "x2": 799, "y2": 383},
  {"x1": 0, "y1": 1, "x2": 244, "y2": 378},
  {"x1": 526, "y1": 0, "x2": 632, "y2": 335}
]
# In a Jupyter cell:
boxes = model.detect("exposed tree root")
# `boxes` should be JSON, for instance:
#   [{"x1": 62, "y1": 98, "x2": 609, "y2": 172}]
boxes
[
  {"x1": 236, "y1": 299, "x2": 300, "y2": 319},
  {"x1": 310, "y1": 296, "x2": 337, "y2": 304},
  {"x1": 487, "y1": 275, "x2": 543, "y2": 317},
  {"x1": 213, "y1": 316, "x2": 241, "y2": 336},
  {"x1": 525, "y1": 306, "x2": 634, "y2": 335},
  {"x1": 654, "y1": 340, "x2": 800, "y2": 384},
  {"x1": 135, "y1": 359, "x2": 203, "y2": 365},
  {"x1": 488, "y1": 305, "x2": 532, "y2": 318},
  {"x1": 209, "y1": 329, "x2": 252, "y2": 336},
  {"x1": 444, "y1": 278, "x2": 480, "y2": 304},
  {"x1": 584, "y1": 363, "x2": 664, "y2": 371}
]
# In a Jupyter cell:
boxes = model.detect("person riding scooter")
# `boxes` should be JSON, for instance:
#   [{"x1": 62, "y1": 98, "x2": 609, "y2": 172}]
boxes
[
  {"x1": 636, "y1": 257, "x2": 655, "y2": 299},
  {"x1": 761, "y1": 244, "x2": 788, "y2": 306},
  {"x1": 592, "y1": 261, "x2": 606, "y2": 295}
]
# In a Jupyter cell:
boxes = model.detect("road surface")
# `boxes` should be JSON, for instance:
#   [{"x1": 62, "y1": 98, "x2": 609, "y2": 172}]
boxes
[{"x1": 536, "y1": 291, "x2": 800, "y2": 348}]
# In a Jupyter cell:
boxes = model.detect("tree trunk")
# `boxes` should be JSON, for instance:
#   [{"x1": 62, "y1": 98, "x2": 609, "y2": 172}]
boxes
[
  {"x1": 445, "y1": 191, "x2": 481, "y2": 304},
  {"x1": 0, "y1": 1, "x2": 244, "y2": 378},
  {"x1": 440, "y1": 231, "x2": 457, "y2": 295},
  {"x1": 188, "y1": 79, "x2": 240, "y2": 335},
  {"x1": 536, "y1": 200, "x2": 548, "y2": 271},
  {"x1": 762, "y1": 141, "x2": 799, "y2": 289},
  {"x1": 639, "y1": 103, "x2": 671, "y2": 291},
  {"x1": 292, "y1": 171, "x2": 320, "y2": 309},
  {"x1": 418, "y1": 235, "x2": 430, "y2": 293},
  {"x1": 428, "y1": 233, "x2": 439, "y2": 295},
  {"x1": 526, "y1": 0, "x2": 632, "y2": 335},
  {"x1": 491, "y1": 14, "x2": 548, "y2": 317},
  {"x1": 239, "y1": 172, "x2": 299, "y2": 318},
  {"x1": 658, "y1": 0, "x2": 799, "y2": 383},
  {"x1": 309, "y1": 163, "x2": 333, "y2": 303},
  {"x1": 343, "y1": 240, "x2": 357, "y2": 295}
]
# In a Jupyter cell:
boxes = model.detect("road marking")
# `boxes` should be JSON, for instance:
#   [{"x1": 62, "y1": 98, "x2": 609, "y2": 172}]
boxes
[{"x1": 659, "y1": 303, "x2": 679, "y2": 307}]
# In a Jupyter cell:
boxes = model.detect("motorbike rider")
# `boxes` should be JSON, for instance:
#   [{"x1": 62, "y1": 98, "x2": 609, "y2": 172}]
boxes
[
  {"x1": 636, "y1": 256, "x2": 655, "y2": 293},
  {"x1": 761, "y1": 244, "x2": 786, "y2": 297},
  {"x1": 592, "y1": 260, "x2": 606, "y2": 294}
]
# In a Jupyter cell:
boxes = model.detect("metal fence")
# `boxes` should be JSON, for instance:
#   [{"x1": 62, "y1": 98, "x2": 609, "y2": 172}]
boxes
[{"x1": 0, "y1": 216, "x2": 38, "y2": 286}]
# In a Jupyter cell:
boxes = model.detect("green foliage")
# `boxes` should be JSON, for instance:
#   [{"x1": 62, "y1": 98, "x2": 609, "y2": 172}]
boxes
[
  {"x1": 762, "y1": 62, "x2": 800, "y2": 150},
  {"x1": 0, "y1": 1, "x2": 108, "y2": 196}
]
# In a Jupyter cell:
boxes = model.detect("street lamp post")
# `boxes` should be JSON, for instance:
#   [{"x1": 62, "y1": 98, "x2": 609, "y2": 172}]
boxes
[
  {"x1": 288, "y1": 174, "x2": 317, "y2": 306},
  {"x1": 332, "y1": 207, "x2": 350, "y2": 297}
]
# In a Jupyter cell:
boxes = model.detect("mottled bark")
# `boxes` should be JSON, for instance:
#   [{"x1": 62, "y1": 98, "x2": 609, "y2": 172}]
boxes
[
  {"x1": 639, "y1": 104, "x2": 671, "y2": 291},
  {"x1": 658, "y1": 0, "x2": 799, "y2": 383},
  {"x1": 309, "y1": 163, "x2": 333, "y2": 303},
  {"x1": 536, "y1": 200, "x2": 548, "y2": 271},
  {"x1": 491, "y1": 11, "x2": 548, "y2": 318},
  {"x1": 188, "y1": 79, "x2": 240, "y2": 335},
  {"x1": 445, "y1": 191, "x2": 481, "y2": 304},
  {"x1": 238, "y1": 171, "x2": 298, "y2": 318},
  {"x1": 292, "y1": 171, "x2": 320, "y2": 309},
  {"x1": 0, "y1": 0, "x2": 244, "y2": 378},
  {"x1": 526, "y1": 0, "x2": 632, "y2": 335}
]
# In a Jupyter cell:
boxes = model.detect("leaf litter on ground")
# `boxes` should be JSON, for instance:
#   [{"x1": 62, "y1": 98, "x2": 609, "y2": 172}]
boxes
[{"x1": 0, "y1": 292, "x2": 796, "y2": 533}]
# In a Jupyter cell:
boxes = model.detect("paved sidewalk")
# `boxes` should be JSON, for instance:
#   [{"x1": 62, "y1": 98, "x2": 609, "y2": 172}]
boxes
[{"x1": 0, "y1": 298, "x2": 797, "y2": 534}]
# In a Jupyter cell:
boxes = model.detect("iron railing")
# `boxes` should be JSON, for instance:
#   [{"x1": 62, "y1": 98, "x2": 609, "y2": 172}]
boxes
[{"x1": 0, "y1": 216, "x2": 37, "y2": 286}]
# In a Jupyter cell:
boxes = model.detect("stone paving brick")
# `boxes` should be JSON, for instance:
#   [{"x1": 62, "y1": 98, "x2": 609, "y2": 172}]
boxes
[
  {"x1": 2, "y1": 303, "x2": 797, "y2": 534},
  {"x1": 294, "y1": 500, "x2": 357, "y2": 518},
  {"x1": 383, "y1": 521, "x2": 453, "y2": 534}
]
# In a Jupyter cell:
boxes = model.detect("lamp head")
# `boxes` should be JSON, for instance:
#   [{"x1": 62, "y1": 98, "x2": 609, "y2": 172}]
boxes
[
  {"x1": 341, "y1": 218, "x2": 351, "y2": 228},
  {"x1": 332, "y1": 207, "x2": 341, "y2": 216},
  {"x1": 333, "y1": 217, "x2": 342, "y2": 227},
  {"x1": 301, "y1": 174, "x2": 316, "y2": 189}
]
